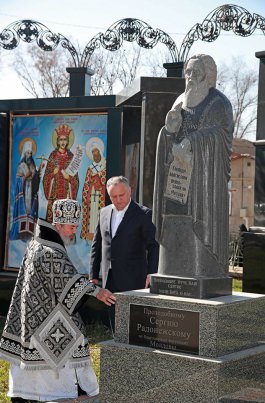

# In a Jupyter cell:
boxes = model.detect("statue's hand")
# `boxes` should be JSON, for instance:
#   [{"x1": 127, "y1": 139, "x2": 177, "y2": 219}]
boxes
[{"x1": 165, "y1": 103, "x2": 182, "y2": 133}]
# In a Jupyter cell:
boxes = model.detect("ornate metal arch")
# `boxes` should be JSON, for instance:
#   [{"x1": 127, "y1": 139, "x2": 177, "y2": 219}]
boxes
[
  {"x1": 80, "y1": 18, "x2": 177, "y2": 67},
  {"x1": 0, "y1": 5, "x2": 264, "y2": 70},
  {"x1": 179, "y1": 4, "x2": 265, "y2": 62},
  {"x1": 0, "y1": 19, "x2": 80, "y2": 67}
]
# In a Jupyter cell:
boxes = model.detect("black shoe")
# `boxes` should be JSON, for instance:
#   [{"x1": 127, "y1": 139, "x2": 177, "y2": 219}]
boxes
[{"x1": 77, "y1": 383, "x2": 87, "y2": 396}]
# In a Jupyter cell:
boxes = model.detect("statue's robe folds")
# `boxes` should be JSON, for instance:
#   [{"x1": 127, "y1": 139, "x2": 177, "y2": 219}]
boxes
[{"x1": 153, "y1": 88, "x2": 233, "y2": 277}]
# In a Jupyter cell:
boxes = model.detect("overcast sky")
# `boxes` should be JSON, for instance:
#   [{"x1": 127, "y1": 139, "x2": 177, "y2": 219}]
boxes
[{"x1": 0, "y1": 0, "x2": 265, "y2": 99}]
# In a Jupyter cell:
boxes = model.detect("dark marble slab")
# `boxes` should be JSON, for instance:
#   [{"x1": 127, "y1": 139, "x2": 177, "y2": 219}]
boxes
[
  {"x1": 150, "y1": 274, "x2": 232, "y2": 298},
  {"x1": 243, "y1": 232, "x2": 265, "y2": 293},
  {"x1": 115, "y1": 76, "x2": 184, "y2": 106}
]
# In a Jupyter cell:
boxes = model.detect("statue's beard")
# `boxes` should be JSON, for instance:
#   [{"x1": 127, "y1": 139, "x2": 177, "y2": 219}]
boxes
[
  {"x1": 183, "y1": 79, "x2": 208, "y2": 109},
  {"x1": 183, "y1": 80, "x2": 197, "y2": 108}
]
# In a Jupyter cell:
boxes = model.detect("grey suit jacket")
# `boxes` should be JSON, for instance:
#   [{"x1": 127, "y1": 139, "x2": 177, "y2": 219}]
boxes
[{"x1": 90, "y1": 200, "x2": 159, "y2": 290}]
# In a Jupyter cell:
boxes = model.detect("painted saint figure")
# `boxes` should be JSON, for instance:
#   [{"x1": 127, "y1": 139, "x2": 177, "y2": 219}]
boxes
[
  {"x1": 10, "y1": 138, "x2": 42, "y2": 240},
  {"x1": 80, "y1": 138, "x2": 106, "y2": 241},
  {"x1": 153, "y1": 54, "x2": 234, "y2": 277},
  {"x1": 43, "y1": 124, "x2": 79, "y2": 223}
]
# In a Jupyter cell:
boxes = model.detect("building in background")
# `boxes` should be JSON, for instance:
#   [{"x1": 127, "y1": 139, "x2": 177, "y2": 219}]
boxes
[{"x1": 229, "y1": 138, "x2": 255, "y2": 235}]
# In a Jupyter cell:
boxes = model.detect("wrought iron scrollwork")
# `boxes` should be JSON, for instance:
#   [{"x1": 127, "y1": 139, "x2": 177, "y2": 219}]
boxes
[
  {"x1": 179, "y1": 4, "x2": 265, "y2": 62},
  {"x1": 0, "y1": 5, "x2": 264, "y2": 70},
  {"x1": 0, "y1": 19, "x2": 80, "y2": 67},
  {"x1": 80, "y1": 18, "x2": 177, "y2": 66}
]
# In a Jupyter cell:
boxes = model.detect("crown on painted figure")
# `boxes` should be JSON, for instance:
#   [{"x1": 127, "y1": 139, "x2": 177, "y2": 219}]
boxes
[{"x1": 55, "y1": 124, "x2": 72, "y2": 138}]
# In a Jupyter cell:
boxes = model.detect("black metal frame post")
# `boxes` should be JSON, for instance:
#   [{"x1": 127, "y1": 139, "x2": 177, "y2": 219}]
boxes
[{"x1": 66, "y1": 67, "x2": 94, "y2": 96}]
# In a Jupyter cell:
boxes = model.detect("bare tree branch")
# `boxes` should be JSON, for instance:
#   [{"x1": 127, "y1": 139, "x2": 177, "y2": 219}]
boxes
[
  {"x1": 217, "y1": 58, "x2": 258, "y2": 140},
  {"x1": 13, "y1": 43, "x2": 73, "y2": 98}
]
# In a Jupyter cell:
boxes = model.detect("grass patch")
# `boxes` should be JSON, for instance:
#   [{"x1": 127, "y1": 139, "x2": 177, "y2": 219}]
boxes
[
  {"x1": 0, "y1": 360, "x2": 10, "y2": 403},
  {"x1": 0, "y1": 317, "x2": 10, "y2": 402},
  {"x1": 233, "y1": 278, "x2": 242, "y2": 292},
  {"x1": 0, "y1": 360, "x2": 10, "y2": 402},
  {"x1": 87, "y1": 321, "x2": 113, "y2": 383}
]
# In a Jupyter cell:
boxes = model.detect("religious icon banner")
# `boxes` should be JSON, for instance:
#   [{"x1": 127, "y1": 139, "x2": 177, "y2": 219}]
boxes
[{"x1": 5, "y1": 113, "x2": 108, "y2": 273}]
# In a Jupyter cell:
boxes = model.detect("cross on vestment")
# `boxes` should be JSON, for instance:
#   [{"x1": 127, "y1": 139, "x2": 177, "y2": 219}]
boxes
[
  {"x1": 91, "y1": 190, "x2": 99, "y2": 202},
  {"x1": 51, "y1": 328, "x2": 65, "y2": 343}
]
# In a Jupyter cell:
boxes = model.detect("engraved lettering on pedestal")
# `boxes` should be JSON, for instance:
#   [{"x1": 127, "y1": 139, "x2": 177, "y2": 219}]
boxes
[{"x1": 151, "y1": 277, "x2": 198, "y2": 297}]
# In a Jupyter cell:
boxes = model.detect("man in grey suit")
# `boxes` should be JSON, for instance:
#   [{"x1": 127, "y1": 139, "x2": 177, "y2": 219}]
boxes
[{"x1": 90, "y1": 176, "x2": 159, "y2": 329}]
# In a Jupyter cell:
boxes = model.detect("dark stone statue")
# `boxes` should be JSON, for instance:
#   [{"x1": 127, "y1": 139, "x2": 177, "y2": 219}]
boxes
[{"x1": 153, "y1": 54, "x2": 234, "y2": 278}]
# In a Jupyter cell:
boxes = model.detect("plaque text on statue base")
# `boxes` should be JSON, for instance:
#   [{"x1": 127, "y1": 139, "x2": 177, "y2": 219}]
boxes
[
  {"x1": 150, "y1": 274, "x2": 232, "y2": 299},
  {"x1": 129, "y1": 303, "x2": 199, "y2": 355}
]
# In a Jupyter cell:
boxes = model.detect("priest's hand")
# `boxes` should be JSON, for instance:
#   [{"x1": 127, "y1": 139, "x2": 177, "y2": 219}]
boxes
[{"x1": 96, "y1": 289, "x2": 116, "y2": 306}]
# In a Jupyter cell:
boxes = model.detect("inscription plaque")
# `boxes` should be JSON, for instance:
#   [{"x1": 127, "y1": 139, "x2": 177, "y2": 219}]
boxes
[
  {"x1": 150, "y1": 276, "x2": 199, "y2": 298},
  {"x1": 165, "y1": 141, "x2": 193, "y2": 205},
  {"x1": 129, "y1": 304, "x2": 199, "y2": 354}
]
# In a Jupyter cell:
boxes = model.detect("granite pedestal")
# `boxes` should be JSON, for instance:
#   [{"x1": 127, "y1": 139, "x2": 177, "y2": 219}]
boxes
[{"x1": 99, "y1": 290, "x2": 265, "y2": 403}]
